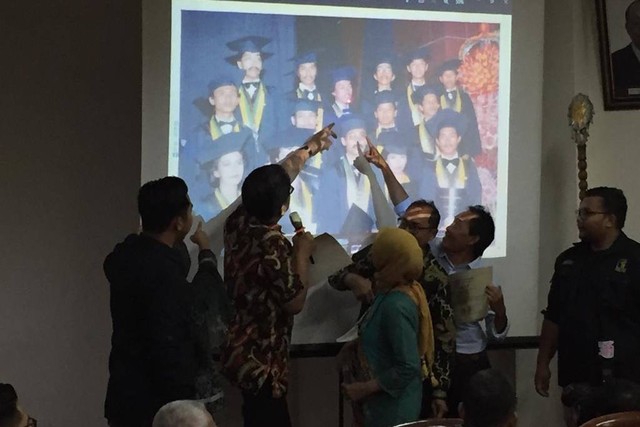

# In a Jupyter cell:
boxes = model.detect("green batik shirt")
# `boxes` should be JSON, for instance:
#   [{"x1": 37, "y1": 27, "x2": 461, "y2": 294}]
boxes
[{"x1": 329, "y1": 243, "x2": 455, "y2": 399}]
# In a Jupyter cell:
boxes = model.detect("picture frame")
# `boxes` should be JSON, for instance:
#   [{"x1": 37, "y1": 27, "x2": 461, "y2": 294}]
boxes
[{"x1": 595, "y1": 0, "x2": 640, "y2": 110}]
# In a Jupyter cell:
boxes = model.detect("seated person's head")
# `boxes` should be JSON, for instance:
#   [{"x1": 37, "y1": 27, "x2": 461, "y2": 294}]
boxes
[
  {"x1": 138, "y1": 176, "x2": 193, "y2": 239},
  {"x1": 242, "y1": 164, "x2": 291, "y2": 224},
  {"x1": 571, "y1": 379, "x2": 640, "y2": 425},
  {"x1": 398, "y1": 199, "x2": 440, "y2": 248},
  {"x1": 0, "y1": 384, "x2": 33, "y2": 427},
  {"x1": 152, "y1": 400, "x2": 216, "y2": 427},
  {"x1": 460, "y1": 369, "x2": 517, "y2": 427}
]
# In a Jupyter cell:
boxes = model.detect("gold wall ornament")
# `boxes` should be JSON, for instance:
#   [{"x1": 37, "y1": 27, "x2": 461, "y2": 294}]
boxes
[{"x1": 568, "y1": 94, "x2": 595, "y2": 200}]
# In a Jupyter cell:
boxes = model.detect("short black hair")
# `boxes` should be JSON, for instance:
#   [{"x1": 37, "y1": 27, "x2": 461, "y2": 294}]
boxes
[
  {"x1": 242, "y1": 164, "x2": 291, "y2": 222},
  {"x1": 575, "y1": 379, "x2": 640, "y2": 425},
  {"x1": 468, "y1": 205, "x2": 495, "y2": 258},
  {"x1": 0, "y1": 383, "x2": 19, "y2": 426},
  {"x1": 585, "y1": 187, "x2": 627, "y2": 229},
  {"x1": 138, "y1": 176, "x2": 191, "y2": 233},
  {"x1": 407, "y1": 199, "x2": 441, "y2": 230},
  {"x1": 463, "y1": 369, "x2": 516, "y2": 427}
]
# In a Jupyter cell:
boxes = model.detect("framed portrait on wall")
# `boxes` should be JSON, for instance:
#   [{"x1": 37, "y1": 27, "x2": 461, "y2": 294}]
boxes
[{"x1": 596, "y1": 0, "x2": 640, "y2": 110}]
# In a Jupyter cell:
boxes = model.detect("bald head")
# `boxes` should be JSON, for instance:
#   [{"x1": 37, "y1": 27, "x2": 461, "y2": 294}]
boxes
[{"x1": 152, "y1": 401, "x2": 216, "y2": 427}]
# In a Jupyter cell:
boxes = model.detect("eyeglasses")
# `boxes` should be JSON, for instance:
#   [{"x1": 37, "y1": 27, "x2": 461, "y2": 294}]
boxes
[
  {"x1": 289, "y1": 185, "x2": 294, "y2": 194},
  {"x1": 575, "y1": 208, "x2": 608, "y2": 220},
  {"x1": 397, "y1": 217, "x2": 433, "y2": 232}
]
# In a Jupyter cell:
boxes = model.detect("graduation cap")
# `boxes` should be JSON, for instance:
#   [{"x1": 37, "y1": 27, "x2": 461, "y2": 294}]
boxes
[
  {"x1": 411, "y1": 84, "x2": 443, "y2": 105},
  {"x1": 225, "y1": 35, "x2": 273, "y2": 64},
  {"x1": 372, "y1": 51, "x2": 396, "y2": 70},
  {"x1": 374, "y1": 90, "x2": 397, "y2": 107},
  {"x1": 404, "y1": 45, "x2": 430, "y2": 65},
  {"x1": 330, "y1": 66, "x2": 356, "y2": 85},
  {"x1": 207, "y1": 75, "x2": 238, "y2": 94},
  {"x1": 337, "y1": 114, "x2": 367, "y2": 137},
  {"x1": 291, "y1": 50, "x2": 319, "y2": 67},
  {"x1": 290, "y1": 99, "x2": 321, "y2": 116},
  {"x1": 437, "y1": 58, "x2": 462, "y2": 76},
  {"x1": 262, "y1": 127, "x2": 314, "y2": 151},
  {"x1": 425, "y1": 109, "x2": 469, "y2": 138},
  {"x1": 198, "y1": 131, "x2": 251, "y2": 168},
  {"x1": 340, "y1": 204, "x2": 374, "y2": 236}
]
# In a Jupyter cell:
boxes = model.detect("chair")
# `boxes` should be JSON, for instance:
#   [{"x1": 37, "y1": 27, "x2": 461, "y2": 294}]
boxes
[
  {"x1": 579, "y1": 411, "x2": 640, "y2": 427},
  {"x1": 393, "y1": 419, "x2": 464, "y2": 427}
]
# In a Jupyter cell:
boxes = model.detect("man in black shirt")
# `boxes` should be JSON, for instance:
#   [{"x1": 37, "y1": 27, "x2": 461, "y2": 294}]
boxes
[
  {"x1": 535, "y1": 187, "x2": 640, "y2": 426},
  {"x1": 104, "y1": 177, "x2": 226, "y2": 427}
]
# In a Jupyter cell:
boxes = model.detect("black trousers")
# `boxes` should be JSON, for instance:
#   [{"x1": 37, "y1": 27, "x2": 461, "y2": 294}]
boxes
[
  {"x1": 447, "y1": 350, "x2": 491, "y2": 418},
  {"x1": 242, "y1": 378, "x2": 292, "y2": 427}
]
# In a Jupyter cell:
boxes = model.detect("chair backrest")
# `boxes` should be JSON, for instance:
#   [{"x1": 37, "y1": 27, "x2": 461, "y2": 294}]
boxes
[
  {"x1": 579, "y1": 411, "x2": 640, "y2": 427},
  {"x1": 394, "y1": 419, "x2": 464, "y2": 427}
]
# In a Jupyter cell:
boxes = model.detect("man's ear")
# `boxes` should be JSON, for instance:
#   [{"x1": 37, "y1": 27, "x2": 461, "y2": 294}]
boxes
[{"x1": 209, "y1": 96, "x2": 215, "y2": 107}]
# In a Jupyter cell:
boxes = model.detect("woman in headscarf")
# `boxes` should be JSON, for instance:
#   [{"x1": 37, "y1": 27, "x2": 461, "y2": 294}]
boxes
[{"x1": 341, "y1": 227, "x2": 435, "y2": 427}]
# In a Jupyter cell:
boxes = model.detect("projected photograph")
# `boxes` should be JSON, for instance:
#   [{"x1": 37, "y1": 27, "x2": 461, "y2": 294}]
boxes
[
  {"x1": 171, "y1": 0, "x2": 510, "y2": 251},
  {"x1": 170, "y1": 0, "x2": 511, "y2": 345}
]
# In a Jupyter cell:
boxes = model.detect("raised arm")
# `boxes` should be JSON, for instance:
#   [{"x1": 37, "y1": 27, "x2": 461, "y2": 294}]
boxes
[{"x1": 363, "y1": 137, "x2": 409, "y2": 207}]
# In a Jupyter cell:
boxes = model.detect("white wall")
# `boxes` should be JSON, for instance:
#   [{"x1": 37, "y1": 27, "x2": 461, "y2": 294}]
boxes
[{"x1": 3, "y1": 0, "x2": 640, "y2": 426}]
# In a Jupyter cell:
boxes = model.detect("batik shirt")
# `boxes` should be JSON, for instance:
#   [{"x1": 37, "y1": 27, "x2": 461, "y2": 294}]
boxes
[
  {"x1": 220, "y1": 205, "x2": 304, "y2": 398},
  {"x1": 328, "y1": 244, "x2": 455, "y2": 399}
]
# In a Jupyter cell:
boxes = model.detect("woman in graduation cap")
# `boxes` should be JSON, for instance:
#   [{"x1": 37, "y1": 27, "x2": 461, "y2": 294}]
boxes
[{"x1": 196, "y1": 131, "x2": 249, "y2": 221}]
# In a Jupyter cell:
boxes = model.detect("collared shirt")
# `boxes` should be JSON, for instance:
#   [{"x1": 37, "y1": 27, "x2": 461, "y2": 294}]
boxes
[
  {"x1": 220, "y1": 205, "x2": 304, "y2": 397},
  {"x1": 328, "y1": 241, "x2": 455, "y2": 399},
  {"x1": 395, "y1": 198, "x2": 509, "y2": 354}
]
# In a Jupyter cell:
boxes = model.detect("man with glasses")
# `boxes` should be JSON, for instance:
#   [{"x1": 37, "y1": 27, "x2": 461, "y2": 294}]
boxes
[
  {"x1": 360, "y1": 139, "x2": 507, "y2": 418},
  {"x1": 328, "y1": 159, "x2": 454, "y2": 418},
  {"x1": 535, "y1": 187, "x2": 640, "y2": 427}
]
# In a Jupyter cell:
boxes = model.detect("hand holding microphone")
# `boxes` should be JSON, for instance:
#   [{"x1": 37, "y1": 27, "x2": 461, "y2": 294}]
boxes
[{"x1": 290, "y1": 212, "x2": 315, "y2": 264}]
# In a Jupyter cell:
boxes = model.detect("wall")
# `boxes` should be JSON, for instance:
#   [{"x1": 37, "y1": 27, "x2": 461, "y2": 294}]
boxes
[
  {"x1": 3, "y1": 0, "x2": 640, "y2": 426},
  {"x1": 0, "y1": 1, "x2": 141, "y2": 426}
]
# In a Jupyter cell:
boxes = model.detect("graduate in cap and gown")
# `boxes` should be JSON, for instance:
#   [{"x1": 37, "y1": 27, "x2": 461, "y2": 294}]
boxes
[
  {"x1": 194, "y1": 131, "x2": 250, "y2": 221},
  {"x1": 314, "y1": 114, "x2": 386, "y2": 237},
  {"x1": 289, "y1": 50, "x2": 325, "y2": 132},
  {"x1": 360, "y1": 51, "x2": 400, "y2": 125},
  {"x1": 426, "y1": 109, "x2": 482, "y2": 227},
  {"x1": 376, "y1": 132, "x2": 436, "y2": 203},
  {"x1": 368, "y1": 90, "x2": 417, "y2": 154},
  {"x1": 225, "y1": 35, "x2": 278, "y2": 150},
  {"x1": 323, "y1": 66, "x2": 357, "y2": 127},
  {"x1": 397, "y1": 46, "x2": 431, "y2": 134},
  {"x1": 411, "y1": 84, "x2": 443, "y2": 161},
  {"x1": 437, "y1": 59, "x2": 482, "y2": 157}
]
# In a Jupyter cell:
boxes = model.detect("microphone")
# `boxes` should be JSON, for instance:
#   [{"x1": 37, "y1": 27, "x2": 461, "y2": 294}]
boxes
[{"x1": 289, "y1": 211, "x2": 315, "y2": 264}]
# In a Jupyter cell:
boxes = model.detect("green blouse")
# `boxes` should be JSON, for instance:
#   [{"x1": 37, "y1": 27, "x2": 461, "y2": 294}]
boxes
[{"x1": 360, "y1": 290, "x2": 422, "y2": 427}]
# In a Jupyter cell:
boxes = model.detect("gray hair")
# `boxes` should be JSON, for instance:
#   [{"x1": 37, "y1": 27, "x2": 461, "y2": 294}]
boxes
[{"x1": 152, "y1": 400, "x2": 215, "y2": 427}]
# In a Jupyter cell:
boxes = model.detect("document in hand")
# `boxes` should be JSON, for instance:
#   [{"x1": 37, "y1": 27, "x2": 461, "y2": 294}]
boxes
[
  {"x1": 291, "y1": 233, "x2": 361, "y2": 344},
  {"x1": 449, "y1": 266, "x2": 492, "y2": 323}
]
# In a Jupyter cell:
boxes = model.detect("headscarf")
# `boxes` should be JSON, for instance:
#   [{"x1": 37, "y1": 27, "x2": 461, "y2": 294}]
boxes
[{"x1": 371, "y1": 228, "x2": 435, "y2": 382}]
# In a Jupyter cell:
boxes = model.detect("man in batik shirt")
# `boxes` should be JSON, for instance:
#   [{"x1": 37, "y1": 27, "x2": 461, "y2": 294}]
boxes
[{"x1": 220, "y1": 126, "x2": 334, "y2": 427}]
